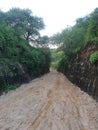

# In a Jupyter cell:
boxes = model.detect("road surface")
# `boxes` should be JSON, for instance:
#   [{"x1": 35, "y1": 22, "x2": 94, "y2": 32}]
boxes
[{"x1": 0, "y1": 72, "x2": 98, "y2": 130}]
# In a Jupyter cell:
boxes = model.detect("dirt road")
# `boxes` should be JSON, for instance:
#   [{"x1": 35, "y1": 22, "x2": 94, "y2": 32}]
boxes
[{"x1": 0, "y1": 72, "x2": 98, "y2": 130}]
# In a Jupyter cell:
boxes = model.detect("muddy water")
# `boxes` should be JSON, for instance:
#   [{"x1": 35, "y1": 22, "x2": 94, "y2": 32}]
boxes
[{"x1": 0, "y1": 72, "x2": 98, "y2": 130}]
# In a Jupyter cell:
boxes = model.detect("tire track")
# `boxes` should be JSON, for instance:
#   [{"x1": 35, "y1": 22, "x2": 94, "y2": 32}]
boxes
[{"x1": 0, "y1": 72, "x2": 98, "y2": 130}]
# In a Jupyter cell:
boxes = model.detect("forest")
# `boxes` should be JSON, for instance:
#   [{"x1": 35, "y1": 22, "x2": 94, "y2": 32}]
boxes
[
  {"x1": 0, "y1": 8, "x2": 51, "y2": 94},
  {"x1": 1, "y1": 7, "x2": 98, "y2": 99}
]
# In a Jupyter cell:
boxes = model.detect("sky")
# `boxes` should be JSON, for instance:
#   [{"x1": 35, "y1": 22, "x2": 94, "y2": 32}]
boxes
[{"x1": 0, "y1": 0, "x2": 98, "y2": 36}]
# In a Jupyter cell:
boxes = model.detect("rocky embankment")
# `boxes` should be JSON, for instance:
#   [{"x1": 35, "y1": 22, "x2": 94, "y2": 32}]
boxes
[{"x1": 67, "y1": 43, "x2": 98, "y2": 100}]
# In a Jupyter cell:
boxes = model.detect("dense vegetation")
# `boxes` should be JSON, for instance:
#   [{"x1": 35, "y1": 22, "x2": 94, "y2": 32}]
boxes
[
  {"x1": 50, "y1": 50, "x2": 64, "y2": 70},
  {"x1": 50, "y1": 8, "x2": 98, "y2": 100},
  {"x1": 0, "y1": 8, "x2": 51, "y2": 94},
  {"x1": 50, "y1": 8, "x2": 98, "y2": 72}
]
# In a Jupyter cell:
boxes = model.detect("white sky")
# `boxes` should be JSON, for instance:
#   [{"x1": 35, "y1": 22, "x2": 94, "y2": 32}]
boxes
[{"x1": 0, "y1": 0, "x2": 98, "y2": 36}]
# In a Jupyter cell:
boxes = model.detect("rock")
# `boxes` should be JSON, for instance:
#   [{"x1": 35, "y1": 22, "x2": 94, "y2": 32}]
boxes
[{"x1": 65, "y1": 44, "x2": 98, "y2": 100}]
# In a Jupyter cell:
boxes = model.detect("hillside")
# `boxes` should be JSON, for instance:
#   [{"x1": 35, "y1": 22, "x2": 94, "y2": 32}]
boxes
[
  {"x1": 51, "y1": 8, "x2": 98, "y2": 100},
  {"x1": 66, "y1": 43, "x2": 98, "y2": 100}
]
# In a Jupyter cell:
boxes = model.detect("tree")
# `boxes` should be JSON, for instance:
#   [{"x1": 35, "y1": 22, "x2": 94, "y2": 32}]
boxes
[
  {"x1": 87, "y1": 8, "x2": 98, "y2": 41},
  {"x1": 38, "y1": 36, "x2": 49, "y2": 47},
  {"x1": 6, "y1": 8, "x2": 45, "y2": 44},
  {"x1": 0, "y1": 8, "x2": 51, "y2": 94}
]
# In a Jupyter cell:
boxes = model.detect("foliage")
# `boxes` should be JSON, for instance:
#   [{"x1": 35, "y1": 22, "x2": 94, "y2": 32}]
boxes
[
  {"x1": 50, "y1": 16, "x2": 89, "y2": 54},
  {"x1": 87, "y1": 8, "x2": 98, "y2": 41},
  {"x1": 50, "y1": 33, "x2": 63, "y2": 45},
  {"x1": 6, "y1": 8, "x2": 45, "y2": 43},
  {"x1": 50, "y1": 8, "x2": 98, "y2": 73},
  {"x1": 0, "y1": 8, "x2": 51, "y2": 94},
  {"x1": 3, "y1": 84, "x2": 19, "y2": 93},
  {"x1": 50, "y1": 50, "x2": 64, "y2": 69},
  {"x1": 21, "y1": 48, "x2": 51, "y2": 76},
  {"x1": 89, "y1": 52, "x2": 98, "y2": 64},
  {"x1": 57, "y1": 56, "x2": 70, "y2": 73}
]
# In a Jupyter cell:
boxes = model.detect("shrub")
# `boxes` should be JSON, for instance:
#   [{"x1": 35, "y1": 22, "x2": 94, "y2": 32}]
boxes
[
  {"x1": 21, "y1": 48, "x2": 51, "y2": 76},
  {"x1": 3, "y1": 84, "x2": 19, "y2": 93},
  {"x1": 50, "y1": 50, "x2": 64, "y2": 70},
  {"x1": 89, "y1": 52, "x2": 98, "y2": 64}
]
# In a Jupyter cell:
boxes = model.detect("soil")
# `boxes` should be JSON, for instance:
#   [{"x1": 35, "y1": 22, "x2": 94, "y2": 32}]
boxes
[{"x1": 0, "y1": 71, "x2": 98, "y2": 130}]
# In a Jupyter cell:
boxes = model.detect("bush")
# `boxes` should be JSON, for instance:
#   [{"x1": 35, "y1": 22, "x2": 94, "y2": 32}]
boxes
[
  {"x1": 3, "y1": 84, "x2": 19, "y2": 93},
  {"x1": 0, "y1": 48, "x2": 51, "y2": 94},
  {"x1": 89, "y1": 52, "x2": 98, "y2": 64},
  {"x1": 21, "y1": 48, "x2": 51, "y2": 76},
  {"x1": 50, "y1": 50, "x2": 64, "y2": 70}
]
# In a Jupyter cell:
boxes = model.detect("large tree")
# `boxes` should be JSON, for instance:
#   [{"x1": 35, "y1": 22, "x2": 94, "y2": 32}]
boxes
[{"x1": 2, "y1": 8, "x2": 45, "y2": 44}]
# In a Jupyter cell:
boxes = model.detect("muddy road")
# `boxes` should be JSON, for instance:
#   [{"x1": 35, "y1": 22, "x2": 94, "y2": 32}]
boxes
[{"x1": 0, "y1": 72, "x2": 98, "y2": 130}]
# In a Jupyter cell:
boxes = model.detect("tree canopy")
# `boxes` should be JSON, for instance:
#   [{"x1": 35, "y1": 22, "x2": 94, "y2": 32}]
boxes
[
  {"x1": 0, "y1": 8, "x2": 45, "y2": 44},
  {"x1": 50, "y1": 8, "x2": 98, "y2": 71},
  {"x1": 0, "y1": 8, "x2": 51, "y2": 94}
]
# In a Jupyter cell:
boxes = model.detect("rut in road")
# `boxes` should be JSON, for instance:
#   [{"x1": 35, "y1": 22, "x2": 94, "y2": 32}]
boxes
[{"x1": 0, "y1": 72, "x2": 98, "y2": 130}]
